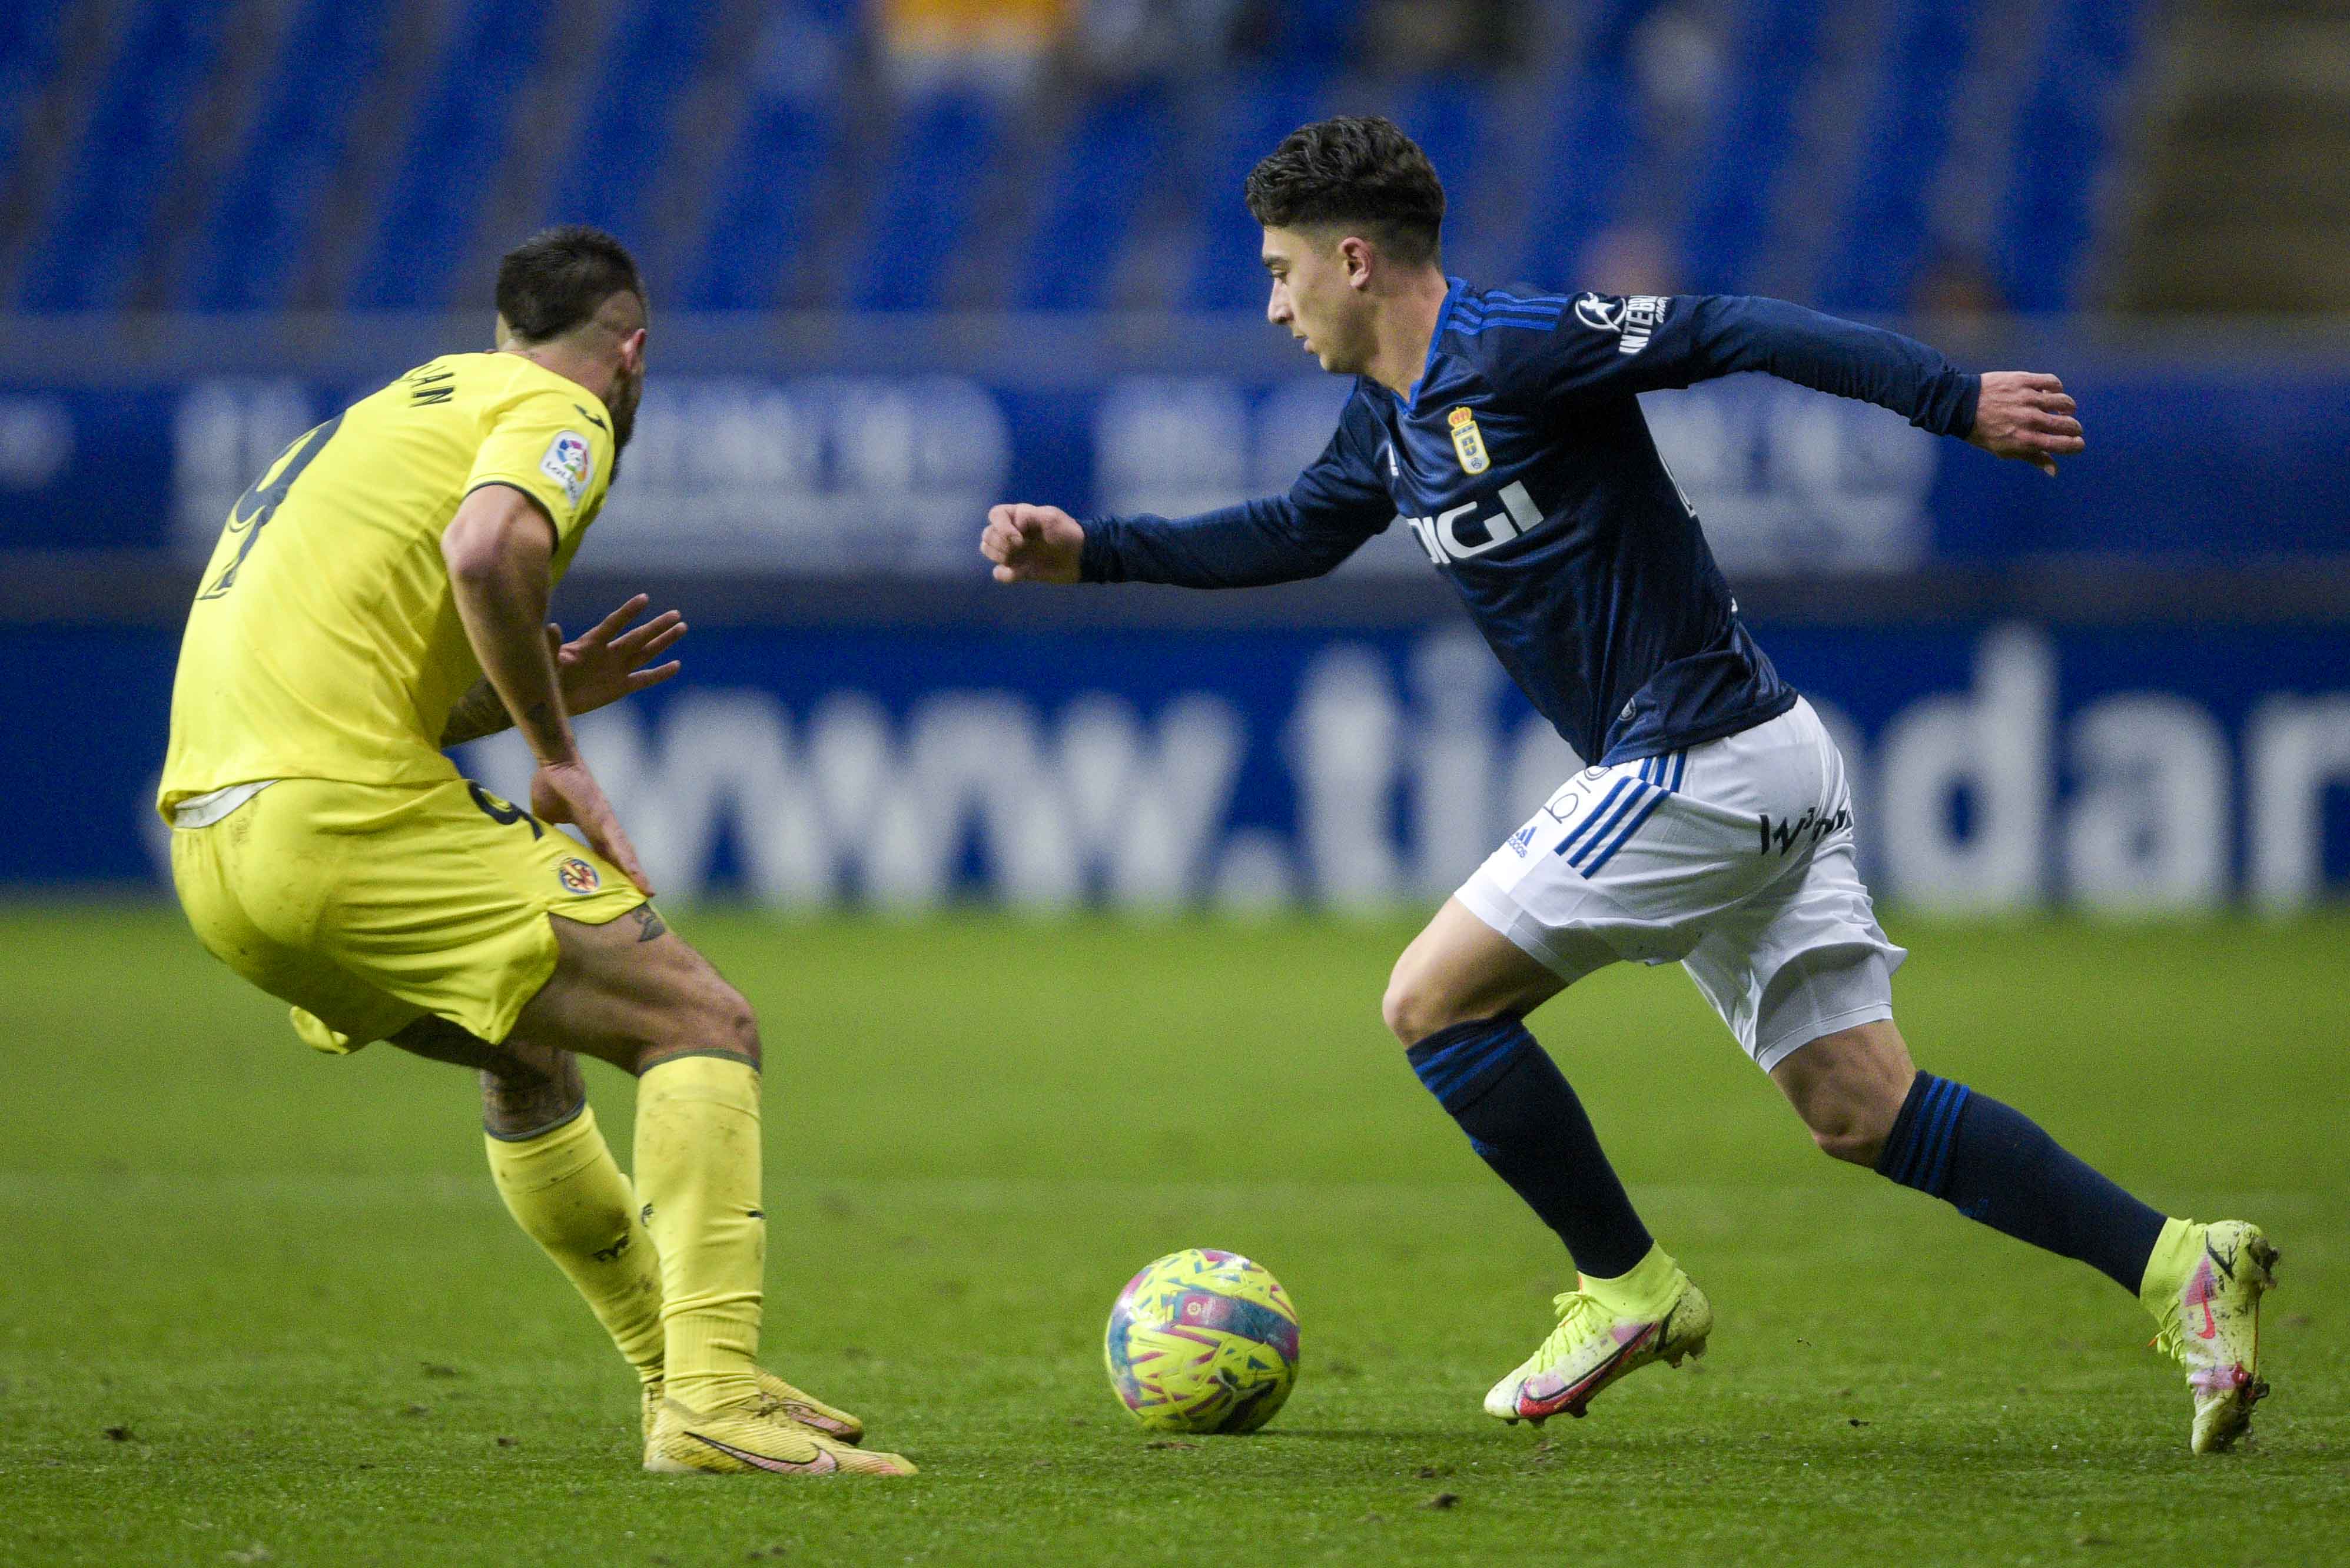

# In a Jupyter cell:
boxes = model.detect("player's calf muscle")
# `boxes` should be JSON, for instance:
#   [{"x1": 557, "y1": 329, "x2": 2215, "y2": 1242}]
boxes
[{"x1": 1773, "y1": 1021, "x2": 1914, "y2": 1164}]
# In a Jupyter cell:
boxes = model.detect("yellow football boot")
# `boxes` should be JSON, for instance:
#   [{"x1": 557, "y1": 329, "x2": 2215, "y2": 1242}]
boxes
[
  {"x1": 1485, "y1": 1272, "x2": 1712, "y2": 1424},
  {"x1": 2147, "y1": 1219, "x2": 2278, "y2": 1454},
  {"x1": 644, "y1": 1395, "x2": 913, "y2": 1477},
  {"x1": 641, "y1": 1368, "x2": 866, "y2": 1447}
]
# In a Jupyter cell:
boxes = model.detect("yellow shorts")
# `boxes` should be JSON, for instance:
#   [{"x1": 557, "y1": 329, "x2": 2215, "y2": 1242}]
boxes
[{"x1": 169, "y1": 776, "x2": 646, "y2": 1052}]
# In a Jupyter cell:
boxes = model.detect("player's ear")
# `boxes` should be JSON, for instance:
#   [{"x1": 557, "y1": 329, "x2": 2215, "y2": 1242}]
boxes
[
  {"x1": 493, "y1": 313, "x2": 514, "y2": 349},
  {"x1": 1340, "y1": 235, "x2": 1375, "y2": 290},
  {"x1": 619, "y1": 326, "x2": 647, "y2": 373}
]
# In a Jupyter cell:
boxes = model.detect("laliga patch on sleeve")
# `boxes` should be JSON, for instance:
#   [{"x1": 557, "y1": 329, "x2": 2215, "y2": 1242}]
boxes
[{"x1": 539, "y1": 430, "x2": 593, "y2": 507}]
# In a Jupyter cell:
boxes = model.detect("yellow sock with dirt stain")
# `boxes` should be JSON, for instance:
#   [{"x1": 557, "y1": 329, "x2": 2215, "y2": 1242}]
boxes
[
  {"x1": 633, "y1": 1055, "x2": 765, "y2": 1415},
  {"x1": 484, "y1": 1104, "x2": 665, "y2": 1384}
]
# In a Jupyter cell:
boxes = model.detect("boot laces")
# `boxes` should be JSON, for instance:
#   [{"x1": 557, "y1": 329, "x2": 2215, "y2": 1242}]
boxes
[{"x1": 1539, "y1": 1291, "x2": 1609, "y2": 1362}]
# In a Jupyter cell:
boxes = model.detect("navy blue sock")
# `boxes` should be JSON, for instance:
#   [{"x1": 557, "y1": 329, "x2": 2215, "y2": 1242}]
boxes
[
  {"x1": 1407, "y1": 1016, "x2": 1654, "y2": 1280},
  {"x1": 1874, "y1": 1072, "x2": 2168, "y2": 1294}
]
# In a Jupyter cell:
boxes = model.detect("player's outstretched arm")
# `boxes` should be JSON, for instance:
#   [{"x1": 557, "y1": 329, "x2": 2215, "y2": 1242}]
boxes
[
  {"x1": 981, "y1": 503, "x2": 1084, "y2": 583},
  {"x1": 440, "y1": 593, "x2": 687, "y2": 746},
  {"x1": 443, "y1": 484, "x2": 653, "y2": 893},
  {"x1": 1966, "y1": 371, "x2": 2085, "y2": 476}
]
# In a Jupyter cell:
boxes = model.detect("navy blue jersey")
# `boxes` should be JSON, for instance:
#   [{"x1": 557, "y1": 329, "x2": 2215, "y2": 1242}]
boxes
[{"x1": 1079, "y1": 282, "x2": 1980, "y2": 765}]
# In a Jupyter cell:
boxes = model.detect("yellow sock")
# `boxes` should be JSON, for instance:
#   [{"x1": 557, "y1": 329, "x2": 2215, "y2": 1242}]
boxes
[
  {"x1": 634, "y1": 1055, "x2": 764, "y2": 1414},
  {"x1": 484, "y1": 1105, "x2": 665, "y2": 1383},
  {"x1": 1582, "y1": 1243, "x2": 1683, "y2": 1321},
  {"x1": 2137, "y1": 1215, "x2": 2200, "y2": 1320}
]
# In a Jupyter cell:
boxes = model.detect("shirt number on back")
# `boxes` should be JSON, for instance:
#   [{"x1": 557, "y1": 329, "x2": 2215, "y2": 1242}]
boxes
[{"x1": 197, "y1": 412, "x2": 345, "y2": 600}]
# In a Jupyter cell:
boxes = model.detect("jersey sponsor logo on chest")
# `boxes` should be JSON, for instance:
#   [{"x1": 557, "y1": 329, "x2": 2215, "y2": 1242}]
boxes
[{"x1": 1403, "y1": 479, "x2": 1544, "y2": 566}]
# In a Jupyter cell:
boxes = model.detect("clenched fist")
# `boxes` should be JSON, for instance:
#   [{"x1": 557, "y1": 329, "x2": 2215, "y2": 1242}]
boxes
[{"x1": 981, "y1": 503, "x2": 1085, "y2": 584}]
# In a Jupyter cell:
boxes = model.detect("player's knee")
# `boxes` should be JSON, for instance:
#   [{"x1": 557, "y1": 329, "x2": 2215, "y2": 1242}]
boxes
[
  {"x1": 1808, "y1": 1116, "x2": 1884, "y2": 1167},
  {"x1": 1381, "y1": 962, "x2": 1460, "y2": 1048},
  {"x1": 1801, "y1": 1082, "x2": 1903, "y2": 1166},
  {"x1": 692, "y1": 979, "x2": 761, "y2": 1070}
]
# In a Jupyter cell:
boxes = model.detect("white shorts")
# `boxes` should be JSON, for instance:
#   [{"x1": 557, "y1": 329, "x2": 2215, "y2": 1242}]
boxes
[{"x1": 1457, "y1": 697, "x2": 1906, "y2": 1072}]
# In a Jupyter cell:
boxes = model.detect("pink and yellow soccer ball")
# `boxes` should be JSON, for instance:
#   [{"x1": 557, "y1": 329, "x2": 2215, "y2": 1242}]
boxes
[{"x1": 1104, "y1": 1248, "x2": 1301, "y2": 1434}]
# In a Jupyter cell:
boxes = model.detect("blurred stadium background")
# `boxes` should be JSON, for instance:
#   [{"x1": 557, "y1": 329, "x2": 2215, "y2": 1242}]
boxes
[{"x1": 4, "y1": 0, "x2": 2347, "y2": 913}]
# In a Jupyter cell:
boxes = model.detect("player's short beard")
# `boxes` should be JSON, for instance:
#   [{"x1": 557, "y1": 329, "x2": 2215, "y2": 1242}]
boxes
[{"x1": 606, "y1": 366, "x2": 641, "y2": 477}]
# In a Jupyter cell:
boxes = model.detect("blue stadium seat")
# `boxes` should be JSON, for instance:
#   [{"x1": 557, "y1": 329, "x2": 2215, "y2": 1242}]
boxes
[
  {"x1": 848, "y1": 85, "x2": 1011, "y2": 312},
  {"x1": 1676, "y1": 0, "x2": 1821, "y2": 294},
  {"x1": 1386, "y1": 77, "x2": 1489, "y2": 277},
  {"x1": 1813, "y1": 2, "x2": 1973, "y2": 313},
  {"x1": 19, "y1": 0, "x2": 231, "y2": 310},
  {"x1": 1512, "y1": 64, "x2": 1638, "y2": 289},
  {"x1": 1994, "y1": 0, "x2": 2145, "y2": 311},
  {"x1": 345, "y1": 1, "x2": 548, "y2": 310},
  {"x1": 181, "y1": 0, "x2": 394, "y2": 311},
  {"x1": 676, "y1": 2, "x2": 853, "y2": 310},
  {"x1": 1017, "y1": 86, "x2": 1177, "y2": 311},
  {"x1": 1183, "y1": 68, "x2": 1333, "y2": 311},
  {"x1": 1259, "y1": 0, "x2": 1364, "y2": 68},
  {"x1": 0, "y1": 1, "x2": 72, "y2": 195},
  {"x1": 541, "y1": 0, "x2": 720, "y2": 257},
  {"x1": 679, "y1": 88, "x2": 844, "y2": 311}
]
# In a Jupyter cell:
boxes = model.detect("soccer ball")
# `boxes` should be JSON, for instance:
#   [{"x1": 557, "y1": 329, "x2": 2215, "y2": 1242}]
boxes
[{"x1": 1103, "y1": 1248, "x2": 1300, "y2": 1434}]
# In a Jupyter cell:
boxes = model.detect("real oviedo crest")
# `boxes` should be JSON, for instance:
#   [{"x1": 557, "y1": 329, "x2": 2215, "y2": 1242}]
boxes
[{"x1": 1447, "y1": 406, "x2": 1490, "y2": 475}]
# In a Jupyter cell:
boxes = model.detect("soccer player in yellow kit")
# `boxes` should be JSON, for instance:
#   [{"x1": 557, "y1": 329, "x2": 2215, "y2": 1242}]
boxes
[{"x1": 160, "y1": 226, "x2": 913, "y2": 1479}]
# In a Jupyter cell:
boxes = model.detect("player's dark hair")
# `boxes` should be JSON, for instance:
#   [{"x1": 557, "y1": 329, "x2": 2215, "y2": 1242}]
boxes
[
  {"x1": 495, "y1": 225, "x2": 645, "y2": 343},
  {"x1": 1243, "y1": 115, "x2": 1446, "y2": 266}
]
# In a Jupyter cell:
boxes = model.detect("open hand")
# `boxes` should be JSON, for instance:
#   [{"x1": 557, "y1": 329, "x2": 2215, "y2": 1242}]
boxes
[
  {"x1": 1968, "y1": 372, "x2": 2085, "y2": 476},
  {"x1": 530, "y1": 758, "x2": 653, "y2": 896},
  {"x1": 981, "y1": 503, "x2": 1085, "y2": 583},
  {"x1": 552, "y1": 594, "x2": 686, "y2": 717}
]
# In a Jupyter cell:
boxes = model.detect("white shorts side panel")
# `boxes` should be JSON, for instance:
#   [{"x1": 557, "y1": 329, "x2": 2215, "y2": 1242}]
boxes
[{"x1": 1459, "y1": 699, "x2": 1905, "y2": 1069}]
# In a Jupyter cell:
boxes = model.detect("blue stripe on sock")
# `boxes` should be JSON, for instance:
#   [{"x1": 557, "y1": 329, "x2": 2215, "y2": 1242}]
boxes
[
  {"x1": 1580, "y1": 789, "x2": 1668, "y2": 875},
  {"x1": 1900, "y1": 1080, "x2": 1949, "y2": 1190},
  {"x1": 1569, "y1": 784, "x2": 1653, "y2": 868},
  {"x1": 1913, "y1": 1078, "x2": 1962, "y2": 1190},
  {"x1": 1409, "y1": 1022, "x2": 1535, "y2": 1109},
  {"x1": 1888, "y1": 1075, "x2": 1949, "y2": 1188},
  {"x1": 1420, "y1": 1033, "x2": 1512, "y2": 1098},
  {"x1": 1555, "y1": 778, "x2": 1634, "y2": 858},
  {"x1": 1914, "y1": 1077, "x2": 1961, "y2": 1188},
  {"x1": 1918, "y1": 1084, "x2": 1972, "y2": 1194}
]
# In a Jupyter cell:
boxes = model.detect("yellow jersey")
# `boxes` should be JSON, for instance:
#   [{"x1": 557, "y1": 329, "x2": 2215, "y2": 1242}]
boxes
[{"x1": 160, "y1": 352, "x2": 615, "y2": 816}]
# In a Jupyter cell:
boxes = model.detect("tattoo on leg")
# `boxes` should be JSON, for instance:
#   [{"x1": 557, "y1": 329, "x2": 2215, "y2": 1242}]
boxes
[
  {"x1": 480, "y1": 1050, "x2": 587, "y2": 1141},
  {"x1": 630, "y1": 905, "x2": 667, "y2": 942}
]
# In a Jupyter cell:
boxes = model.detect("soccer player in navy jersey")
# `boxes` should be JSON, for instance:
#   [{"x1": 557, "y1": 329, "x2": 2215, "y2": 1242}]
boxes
[{"x1": 982, "y1": 117, "x2": 2275, "y2": 1453}]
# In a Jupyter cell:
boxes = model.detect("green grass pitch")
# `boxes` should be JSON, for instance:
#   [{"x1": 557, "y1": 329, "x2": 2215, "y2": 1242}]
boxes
[{"x1": 2, "y1": 905, "x2": 2345, "y2": 1565}]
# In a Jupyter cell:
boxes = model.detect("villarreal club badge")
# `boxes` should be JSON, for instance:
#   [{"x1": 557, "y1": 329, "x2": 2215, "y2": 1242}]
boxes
[
  {"x1": 1448, "y1": 406, "x2": 1490, "y2": 475},
  {"x1": 557, "y1": 856, "x2": 602, "y2": 896}
]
